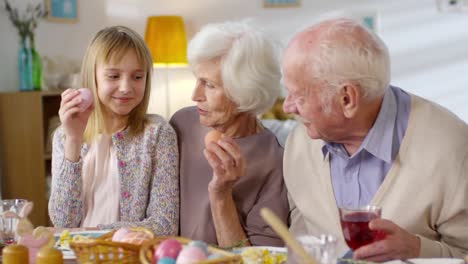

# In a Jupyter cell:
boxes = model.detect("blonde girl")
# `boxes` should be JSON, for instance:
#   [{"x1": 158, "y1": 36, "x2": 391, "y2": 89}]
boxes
[{"x1": 49, "y1": 26, "x2": 179, "y2": 234}]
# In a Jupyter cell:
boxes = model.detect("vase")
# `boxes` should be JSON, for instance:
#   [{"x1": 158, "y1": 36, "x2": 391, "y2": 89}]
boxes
[
  {"x1": 18, "y1": 38, "x2": 33, "y2": 91},
  {"x1": 30, "y1": 38, "x2": 42, "y2": 91}
]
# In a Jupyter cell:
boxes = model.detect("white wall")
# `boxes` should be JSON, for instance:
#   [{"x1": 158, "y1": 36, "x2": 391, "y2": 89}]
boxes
[{"x1": 1, "y1": 0, "x2": 467, "y2": 121}]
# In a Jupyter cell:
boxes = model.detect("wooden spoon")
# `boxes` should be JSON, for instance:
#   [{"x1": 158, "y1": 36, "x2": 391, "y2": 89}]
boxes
[{"x1": 260, "y1": 207, "x2": 318, "y2": 264}]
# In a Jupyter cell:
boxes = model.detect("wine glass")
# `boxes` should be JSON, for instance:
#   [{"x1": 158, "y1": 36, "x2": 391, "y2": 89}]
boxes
[
  {"x1": 288, "y1": 234, "x2": 338, "y2": 264},
  {"x1": 0, "y1": 199, "x2": 29, "y2": 244},
  {"x1": 339, "y1": 205, "x2": 386, "y2": 251}
]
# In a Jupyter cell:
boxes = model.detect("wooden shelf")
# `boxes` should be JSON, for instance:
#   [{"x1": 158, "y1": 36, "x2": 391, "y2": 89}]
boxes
[
  {"x1": 0, "y1": 91, "x2": 61, "y2": 226},
  {"x1": 41, "y1": 90, "x2": 63, "y2": 97},
  {"x1": 44, "y1": 153, "x2": 52, "y2": 161}
]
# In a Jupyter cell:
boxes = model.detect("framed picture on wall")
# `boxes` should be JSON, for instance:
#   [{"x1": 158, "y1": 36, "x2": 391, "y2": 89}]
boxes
[
  {"x1": 46, "y1": 0, "x2": 78, "y2": 23},
  {"x1": 263, "y1": 0, "x2": 300, "y2": 8}
]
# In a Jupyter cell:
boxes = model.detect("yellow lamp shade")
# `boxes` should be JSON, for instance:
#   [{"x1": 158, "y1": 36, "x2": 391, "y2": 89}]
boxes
[{"x1": 145, "y1": 16, "x2": 187, "y2": 67}]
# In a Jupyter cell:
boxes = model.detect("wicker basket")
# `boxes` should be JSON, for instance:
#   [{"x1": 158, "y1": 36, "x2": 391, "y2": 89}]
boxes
[
  {"x1": 70, "y1": 228, "x2": 154, "y2": 264},
  {"x1": 139, "y1": 236, "x2": 242, "y2": 264}
]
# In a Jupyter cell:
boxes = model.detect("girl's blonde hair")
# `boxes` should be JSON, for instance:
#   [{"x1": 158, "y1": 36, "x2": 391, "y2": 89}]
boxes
[{"x1": 81, "y1": 26, "x2": 153, "y2": 142}]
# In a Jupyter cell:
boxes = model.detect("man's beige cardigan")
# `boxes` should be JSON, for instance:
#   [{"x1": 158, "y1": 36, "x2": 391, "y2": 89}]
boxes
[{"x1": 284, "y1": 94, "x2": 468, "y2": 258}]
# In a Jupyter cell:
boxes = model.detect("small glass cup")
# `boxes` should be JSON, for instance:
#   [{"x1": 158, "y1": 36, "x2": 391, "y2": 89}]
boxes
[
  {"x1": 0, "y1": 199, "x2": 29, "y2": 244},
  {"x1": 288, "y1": 234, "x2": 337, "y2": 264},
  {"x1": 339, "y1": 205, "x2": 386, "y2": 251}
]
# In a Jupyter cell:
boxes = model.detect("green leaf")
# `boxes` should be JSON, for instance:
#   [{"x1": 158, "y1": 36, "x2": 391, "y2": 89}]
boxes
[{"x1": 3, "y1": 0, "x2": 46, "y2": 40}]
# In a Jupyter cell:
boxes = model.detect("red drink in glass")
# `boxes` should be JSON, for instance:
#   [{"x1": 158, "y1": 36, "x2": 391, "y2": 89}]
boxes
[{"x1": 339, "y1": 206, "x2": 386, "y2": 250}]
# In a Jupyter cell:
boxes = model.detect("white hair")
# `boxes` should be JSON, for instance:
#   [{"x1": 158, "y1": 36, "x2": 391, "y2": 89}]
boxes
[
  {"x1": 304, "y1": 18, "x2": 390, "y2": 104},
  {"x1": 188, "y1": 20, "x2": 281, "y2": 115}
]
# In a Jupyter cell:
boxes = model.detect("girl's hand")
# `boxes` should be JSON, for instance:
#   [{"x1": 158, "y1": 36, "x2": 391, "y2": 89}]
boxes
[
  {"x1": 58, "y1": 88, "x2": 93, "y2": 142},
  {"x1": 204, "y1": 135, "x2": 245, "y2": 195}
]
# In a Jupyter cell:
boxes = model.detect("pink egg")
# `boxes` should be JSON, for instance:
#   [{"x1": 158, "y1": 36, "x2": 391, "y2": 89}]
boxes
[
  {"x1": 155, "y1": 239, "x2": 182, "y2": 260},
  {"x1": 119, "y1": 231, "x2": 152, "y2": 245},
  {"x1": 176, "y1": 246, "x2": 207, "y2": 264},
  {"x1": 78, "y1": 88, "x2": 93, "y2": 112},
  {"x1": 112, "y1": 228, "x2": 131, "y2": 242},
  {"x1": 19, "y1": 234, "x2": 48, "y2": 248},
  {"x1": 18, "y1": 234, "x2": 49, "y2": 264}
]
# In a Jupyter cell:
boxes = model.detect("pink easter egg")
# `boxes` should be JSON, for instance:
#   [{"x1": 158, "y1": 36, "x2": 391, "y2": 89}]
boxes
[
  {"x1": 18, "y1": 234, "x2": 48, "y2": 264},
  {"x1": 78, "y1": 88, "x2": 93, "y2": 112},
  {"x1": 112, "y1": 228, "x2": 131, "y2": 242},
  {"x1": 18, "y1": 235, "x2": 48, "y2": 248},
  {"x1": 119, "y1": 231, "x2": 153, "y2": 245},
  {"x1": 175, "y1": 246, "x2": 207, "y2": 264},
  {"x1": 155, "y1": 239, "x2": 182, "y2": 260}
]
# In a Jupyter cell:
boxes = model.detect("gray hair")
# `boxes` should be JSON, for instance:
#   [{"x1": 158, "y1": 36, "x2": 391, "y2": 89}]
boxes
[
  {"x1": 188, "y1": 20, "x2": 281, "y2": 115},
  {"x1": 304, "y1": 18, "x2": 390, "y2": 102}
]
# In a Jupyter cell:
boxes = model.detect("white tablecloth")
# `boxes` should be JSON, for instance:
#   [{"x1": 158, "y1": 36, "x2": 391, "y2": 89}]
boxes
[{"x1": 384, "y1": 259, "x2": 463, "y2": 264}]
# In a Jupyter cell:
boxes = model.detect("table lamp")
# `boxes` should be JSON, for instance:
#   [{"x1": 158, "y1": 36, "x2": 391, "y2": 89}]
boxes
[{"x1": 145, "y1": 16, "x2": 187, "y2": 117}]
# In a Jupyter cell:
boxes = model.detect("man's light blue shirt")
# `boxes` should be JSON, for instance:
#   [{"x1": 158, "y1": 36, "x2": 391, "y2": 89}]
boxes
[{"x1": 322, "y1": 86, "x2": 411, "y2": 208}]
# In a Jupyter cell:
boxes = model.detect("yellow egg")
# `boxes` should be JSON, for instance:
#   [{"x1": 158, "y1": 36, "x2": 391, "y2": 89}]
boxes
[{"x1": 204, "y1": 130, "x2": 222, "y2": 148}]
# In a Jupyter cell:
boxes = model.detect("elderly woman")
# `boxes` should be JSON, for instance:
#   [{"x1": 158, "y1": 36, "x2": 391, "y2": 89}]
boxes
[{"x1": 170, "y1": 21, "x2": 289, "y2": 247}]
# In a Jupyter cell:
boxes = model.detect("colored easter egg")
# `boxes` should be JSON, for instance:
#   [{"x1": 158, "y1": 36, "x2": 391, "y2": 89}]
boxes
[
  {"x1": 112, "y1": 228, "x2": 131, "y2": 242},
  {"x1": 152, "y1": 245, "x2": 159, "y2": 264},
  {"x1": 157, "y1": 257, "x2": 176, "y2": 264},
  {"x1": 18, "y1": 234, "x2": 48, "y2": 264},
  {"x1": 176, "y1": 246, "x2": 207, "y2": 264},
  {"x1": 120, "y1": 231, "x2": 153, "y2": 245},
  {"x1": 78, "y1": 88, "x2": 93, "y2": 112},
  {"x1": 155, "y1": 239, "x2": 182, "y2": 259},
  {"x1": 188, "y1": 240, "x2": 209, "y2": 256},
  {"x1": 204, "y1": 130, "x2": 222, "y2": 147}
]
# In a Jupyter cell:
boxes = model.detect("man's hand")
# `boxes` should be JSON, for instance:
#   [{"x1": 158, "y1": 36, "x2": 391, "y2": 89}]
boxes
[{"x1": 353, "y1": 218, "x2": 420, "y2": 262}]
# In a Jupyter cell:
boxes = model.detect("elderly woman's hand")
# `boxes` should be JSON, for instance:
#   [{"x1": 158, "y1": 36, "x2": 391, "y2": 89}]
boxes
[{"x1": 204, "y1": 136, "x2": 245, "y2": 195}]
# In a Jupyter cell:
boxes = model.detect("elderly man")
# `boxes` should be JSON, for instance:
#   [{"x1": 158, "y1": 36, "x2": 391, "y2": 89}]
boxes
[{"x1": 282, "y1": 18, "x2": 468, "y2": 261}]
